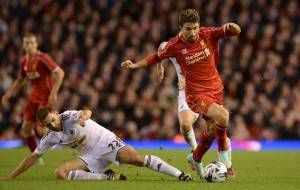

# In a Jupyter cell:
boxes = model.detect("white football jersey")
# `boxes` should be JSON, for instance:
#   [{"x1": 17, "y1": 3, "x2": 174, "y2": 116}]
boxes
[
  {"x1": 159, "y1": 42, "x2": 185, "y2": 81},
  {"x1": 34, "y1": 110, "x2": 116, "y2": 156}
]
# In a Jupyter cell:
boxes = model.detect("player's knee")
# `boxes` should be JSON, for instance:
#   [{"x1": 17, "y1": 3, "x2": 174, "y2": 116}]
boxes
[
  {"x1": 54, "y1": 168, "x2": 68, "y2": 180},
  {"x1": 205, "y1": 127, "x2": 215, "y2": 138},
  {"x1": 180, "y1": 121, "x2": 193, "y2": 133},
  {"x1": 215, "y1": 109, "x2": 229, "y2": 127}
]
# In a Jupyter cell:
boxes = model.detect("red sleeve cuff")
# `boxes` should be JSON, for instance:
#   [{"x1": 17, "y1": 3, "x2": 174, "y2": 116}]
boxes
[{"x1": 145, "y1": 53, "x2": 159, "y2": 65}]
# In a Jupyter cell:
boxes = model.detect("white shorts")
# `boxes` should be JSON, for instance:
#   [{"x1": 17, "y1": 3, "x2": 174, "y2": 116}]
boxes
[
  {"x1": 178, "y1": 90, "x2": 199, "y2": 121},
  {"x1": 78, "y1": 136, "x2": 127, "y2": 173}
]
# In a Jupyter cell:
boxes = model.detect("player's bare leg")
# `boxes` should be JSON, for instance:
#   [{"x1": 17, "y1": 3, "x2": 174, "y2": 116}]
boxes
[
  {"x1": 118, "y1": 146, "x2": 193, "y2": 181},
  {"x1": 55, "y1": 158, "x2": 119, "y2": 180},
  {"x1": 55, "y1": 158, "x2": 88, "y2": 179},
  {"x1": 22, "y1": 121, "x2": 38, "y2": 152},
  {"x1": 178, "y1": 111, "x2": 198, "y2": 151}
]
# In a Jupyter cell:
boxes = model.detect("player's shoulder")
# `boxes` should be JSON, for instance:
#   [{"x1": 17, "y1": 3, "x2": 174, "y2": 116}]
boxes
[
  {"x1": 60, "y1": 110, "x2": 80, "y2": 123},
  {"x1": 37, "y1": 51, "x2": 50, "y2": 59},
  {"x1": 199, "y1": 27, "x2": 212, "y2": 37},
  {"x1": 37, "y1": 51, "x2": 56, "y2": 64},
  {"x1": 158, "y1": 36, "x2": 180, "y2": 54},
  {"x1": 168, "y1": 35, "x2": 181, "y2": 46},
  {"x1": 19, "y1": 55, "x2": 27, "y2": 65}
]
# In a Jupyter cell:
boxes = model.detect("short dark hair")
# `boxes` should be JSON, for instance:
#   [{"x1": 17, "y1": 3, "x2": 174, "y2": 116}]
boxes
[
  {"x1": 178, "y1": 9, "x2": 200, "y2": 27},
  {"x1": 24, "y1": 32, "x2": 36, "y2": 39},
  {"x1": 36, "y1": 107, "x2": 52, "y2": 122}
]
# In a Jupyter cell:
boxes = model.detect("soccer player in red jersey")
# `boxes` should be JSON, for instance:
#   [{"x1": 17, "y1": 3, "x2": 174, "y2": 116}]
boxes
[
  {"x1": 1, "y1": 33, "x2": 64, "y2": 157},
  {"x1": 122, "y1": 9, "x2": 240, "y2": 178}
]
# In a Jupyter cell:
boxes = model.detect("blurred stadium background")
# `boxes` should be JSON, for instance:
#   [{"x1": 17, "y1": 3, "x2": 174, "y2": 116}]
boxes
[
  {"x1": 0, "y1": 0, "x2": 299, "y2": 149},
  {"x1": 1, "y1": 1, "x2": 300, "y2": 190}
]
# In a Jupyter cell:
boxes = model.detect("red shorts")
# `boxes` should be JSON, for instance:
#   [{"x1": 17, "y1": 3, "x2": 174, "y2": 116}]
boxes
[
  {"x1": 23, "y1": 98, "x2": 48, "y2": 122},
  {"x1": 186, "y1": 92, "x2": 224, "y2": 116}
]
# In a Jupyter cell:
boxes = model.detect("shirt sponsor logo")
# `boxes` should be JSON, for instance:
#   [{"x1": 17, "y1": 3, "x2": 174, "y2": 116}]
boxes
[
  {"x1": 200, "y1": 40, "x2": 206, "y2": 49},
  {"x1": 184, "y1": 48, "x2": 210, "y2": 65},
  {"x1": 26, "y1": 71, "x2": 40, "y2": 79}
]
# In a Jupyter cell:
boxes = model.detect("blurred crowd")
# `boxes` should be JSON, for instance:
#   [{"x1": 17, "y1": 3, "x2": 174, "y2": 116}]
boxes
[{"x1": 0, "y1": 0, "x2": 299, "y2": 141}]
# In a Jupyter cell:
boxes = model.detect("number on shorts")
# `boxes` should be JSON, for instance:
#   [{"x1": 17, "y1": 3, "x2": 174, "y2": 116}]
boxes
[{"x1": 108, "y1": 138, "x2": 123, "y2": 151}]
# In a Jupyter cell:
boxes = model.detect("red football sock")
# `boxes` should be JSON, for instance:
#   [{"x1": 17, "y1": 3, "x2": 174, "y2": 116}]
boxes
[
  {"x1": 193, "y1": 128, "x2": 214, "y2": 163},
  {"x1": 215, "y1": 125, "x2": 228, "y2": 152},
  {"x1": 25, "y1": 135, "x2": 37, "y2": 152}
]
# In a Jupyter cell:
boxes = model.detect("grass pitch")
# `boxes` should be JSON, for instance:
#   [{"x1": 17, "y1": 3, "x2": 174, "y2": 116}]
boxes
[{"x1": 0, "y1": 147, "x2": 299, "y2": 190}]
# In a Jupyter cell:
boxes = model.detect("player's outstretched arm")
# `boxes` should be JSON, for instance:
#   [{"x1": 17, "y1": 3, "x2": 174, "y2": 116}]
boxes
[
  {"x1": 1, "y1": 153, "x2": 41, "y2": 179},
  {"x1": 1, "y1": 76, "x2": 26, "y2": 107},
  {"x1": 121, "y1": 59, "x2": 148, "y2": 69},
  {"x1": 79, "y1": 110, "x2": 92, "y2": 126},
  {"x1": 223, "y1": 23, "x2": 241, "y2": 36}
]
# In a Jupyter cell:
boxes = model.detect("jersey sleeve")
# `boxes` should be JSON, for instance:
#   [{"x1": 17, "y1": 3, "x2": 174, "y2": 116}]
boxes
[
  {"x1": 60, "y1": 110, "x2": 81, "y2": 124},
  {"x1": 200, "y1": 27, "x2": 226, "y2": 40},
  {"x1": 146, "y1": 39, "x2": 176, "y2": 65},
  {"x1": 34, "y1": 131, "x2": 58, "y2": 155},
  {"x1": 39, "y1": 53, "x2": 58, "y2": 71}
]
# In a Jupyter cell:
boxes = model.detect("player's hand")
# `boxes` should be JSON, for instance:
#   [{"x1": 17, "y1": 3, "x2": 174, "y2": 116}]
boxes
[
  {"x1": 178, "y1": 79, "x2": 186, "y2": 90},
  {"x1": 0, "y1": 176, "x2": 12, "y2": 180},
  {"x1": 121, "y1": 60, "x2": 136, "y2": 69},
  {"x1": 1, "y1": 94, "x2": 10, "y2": 108},
  {"x1": 224, "y1": 23, "x2": 241, "y2": 35},
  {"x1": 47, "y1": 93, "x2": 57, "y2": 108},
  {"x1": 156, "y1": 63, "x2": 164, "y2": 83}
]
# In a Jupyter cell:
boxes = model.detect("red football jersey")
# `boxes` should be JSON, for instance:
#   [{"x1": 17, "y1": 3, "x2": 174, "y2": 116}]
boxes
[
  {"x1": 146, "y1": 27, "x2": 231, "y2": 96},
  {"x1": 19, "y1": 51, "x2": 58, "y2": 102}
]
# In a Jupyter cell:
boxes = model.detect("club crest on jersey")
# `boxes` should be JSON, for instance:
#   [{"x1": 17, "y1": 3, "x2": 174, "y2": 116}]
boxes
[
  {"x1": 200, "y1": 40, "x2": 206, "y2": 49},
  {"x1": 69, "y1": 129, "x2": 75, "y2": 135},
  {"x1": 181, "y1": 48, "x2": 188, "y2": 54}
]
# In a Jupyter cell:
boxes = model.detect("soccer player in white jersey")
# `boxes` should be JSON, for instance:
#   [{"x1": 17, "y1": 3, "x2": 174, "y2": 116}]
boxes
[
  {"x1": 0, "y1": 107, "x2": 193, "y2": 181},
  {"x1": 157, "y1": 42, "x2": 198, "y2": 151},
  {"x1": 156, "y1": 41, "x2": 234, "y2": 177}
]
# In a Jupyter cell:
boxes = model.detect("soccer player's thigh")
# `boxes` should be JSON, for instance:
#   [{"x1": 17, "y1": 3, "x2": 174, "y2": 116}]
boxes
[
  {"x1": 22, "y1": 99, "x2": 40, "y2": 137},
  {"x1": 103, "y1": 137, "x2": 144, "y2": 166},
  {"x1": 117, "y1": 146, "x2": 145, "y2": 167},
  {"x1": 178, "y1": 93, "x2": 198, "y2": 132},
  {"x1": 178, "y1": 111, "x2": 197, "y2": 133},
  {"x1": 55, "y1": 158, "x2": 89, "y2": 179}
]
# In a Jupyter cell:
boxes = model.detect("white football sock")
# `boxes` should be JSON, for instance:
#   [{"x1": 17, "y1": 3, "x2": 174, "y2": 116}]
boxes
[
  {"x1": 68, "y1": 170, "x2": 108, "y2": 180},
  {"x1": 181, "y1": 128, "x2": 197, "y2": 151},
  {"x1": 143, "y1": 155, "x2": 182, "y2": 178}
]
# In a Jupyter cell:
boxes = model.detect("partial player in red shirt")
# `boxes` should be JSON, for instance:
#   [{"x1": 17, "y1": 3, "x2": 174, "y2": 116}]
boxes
[
  {"x1": 122, "y1": 9, "x2": 240, "y2": 178},
  {"x1": 1, "y1": 33, "x2": 64, "y2": 158}
]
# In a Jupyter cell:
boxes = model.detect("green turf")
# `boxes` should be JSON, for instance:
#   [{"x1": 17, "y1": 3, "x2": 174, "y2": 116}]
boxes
[{"x1": 0, "y1": 147, "x2": 300, "y2": 190}]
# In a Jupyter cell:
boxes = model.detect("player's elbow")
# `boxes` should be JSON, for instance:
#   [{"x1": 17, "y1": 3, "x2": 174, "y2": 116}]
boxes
[
  {"x1": 235, "y1": 24, "x2": 241, "y2": 34},
  {"x1": 53, "y1": 67, "x2": 64, "y2": 79},
  {"x1": 57, "y1": 68, "x2": 65, "y2": 79}
]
